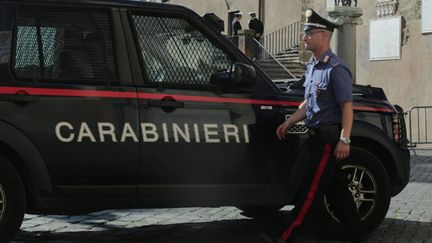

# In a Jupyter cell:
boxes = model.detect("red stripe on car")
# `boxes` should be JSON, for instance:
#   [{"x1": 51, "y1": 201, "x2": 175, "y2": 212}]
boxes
[{"x1": 0, "y1": 86, "x2": 394, "y2": 112}]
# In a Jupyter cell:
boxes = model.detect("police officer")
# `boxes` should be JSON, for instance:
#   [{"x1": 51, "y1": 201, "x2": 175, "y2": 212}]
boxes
[
  {"x1": 248, "y1": 11, "x2": 264, "y2": 59},
  {"x1": 232, "y1": 11, "x2": 243, "y2": 36},
  {"x1": 263, "y1": 9, "x2": 364, "y2": 243},
  {"x1": 248, "y1": 11, "x2": 264, "y2": 40},
  {"x1": 231, "y1": 12, "x2": 242, "y2": 47}
]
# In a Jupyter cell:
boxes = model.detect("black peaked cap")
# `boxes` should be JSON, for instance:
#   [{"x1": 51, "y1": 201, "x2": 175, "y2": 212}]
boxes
[{"x1": 304, "y1": 8, "x2": 339, "y2": 32}]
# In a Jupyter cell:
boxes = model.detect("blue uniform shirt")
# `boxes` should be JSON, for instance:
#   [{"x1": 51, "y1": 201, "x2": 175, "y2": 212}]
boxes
[{"x1": 303, "y1": 49, "x2": 352, "y2": 128}]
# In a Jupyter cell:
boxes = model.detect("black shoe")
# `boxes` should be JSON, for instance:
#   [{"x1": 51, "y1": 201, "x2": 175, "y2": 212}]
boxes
[{"x1": 258, "y1": 233, "x2": 286, "y2": 243}]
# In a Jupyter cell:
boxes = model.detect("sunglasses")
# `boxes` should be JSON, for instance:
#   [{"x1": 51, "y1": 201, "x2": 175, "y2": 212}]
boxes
[{"x1": 303, "y1": 30, "x2": 326, "y2": 37}]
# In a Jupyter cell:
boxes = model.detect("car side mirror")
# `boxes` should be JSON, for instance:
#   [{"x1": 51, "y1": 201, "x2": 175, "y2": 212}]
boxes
[
  {"x1": 210, "y1": 63, "x2": 256, "y2": 87},
  {"x1": 233, "y1": 63, "x2": 256, "y2": 86}
]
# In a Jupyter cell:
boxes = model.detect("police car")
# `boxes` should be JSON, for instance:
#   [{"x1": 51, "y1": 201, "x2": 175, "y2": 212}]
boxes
[{"x1": 0, "y1": 0, "x2": 410, "y2": 241}]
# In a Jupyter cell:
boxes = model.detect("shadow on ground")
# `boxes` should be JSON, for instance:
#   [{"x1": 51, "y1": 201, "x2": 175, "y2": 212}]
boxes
[
  {"x1": 12, "y1": 210, "x2": 322, "y2": 242},
  {"x1": 14, "y1": 209, "x2": 430, "y2": 243}
]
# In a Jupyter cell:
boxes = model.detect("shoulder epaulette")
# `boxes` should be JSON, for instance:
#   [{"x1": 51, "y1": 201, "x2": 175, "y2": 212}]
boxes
[
  {"x1": 328, "y1": 55, "x2": 340, "y2": 67},
  {"x1": 323, "y1": 55, "x2": 330, "y2": 63}
]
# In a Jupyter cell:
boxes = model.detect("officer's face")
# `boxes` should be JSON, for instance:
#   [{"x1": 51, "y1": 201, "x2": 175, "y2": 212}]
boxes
[{"x1": 302, "y1": 29, "x2": 326, "y2": 51}]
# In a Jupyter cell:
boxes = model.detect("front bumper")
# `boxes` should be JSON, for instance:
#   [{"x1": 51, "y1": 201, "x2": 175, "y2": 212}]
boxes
[{"x1": 391, "y1": 148, "x2": 411, "y2": 196}]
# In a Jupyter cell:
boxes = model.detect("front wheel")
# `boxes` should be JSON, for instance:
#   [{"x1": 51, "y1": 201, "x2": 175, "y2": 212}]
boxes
[
  {"x1": 0, "y1": 155, "x2": 26, "y2": 242},
  {"x1": 308, "y1": 146, "x2": 391, "y2": 237}
]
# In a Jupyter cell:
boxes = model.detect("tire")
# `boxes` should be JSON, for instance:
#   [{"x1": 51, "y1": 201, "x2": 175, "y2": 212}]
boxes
[
  {"x1": 0, "y1": 155, "x2": 26, "y2": 242},
  {"x1": 307, "y1": 146, "x2": 391, "y2": 238}
]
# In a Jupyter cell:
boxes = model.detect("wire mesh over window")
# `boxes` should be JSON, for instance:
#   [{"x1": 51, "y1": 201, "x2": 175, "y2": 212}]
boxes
[
  {"x1": 14, "y1": 6, "x2": 117, "y2": 81},
  {"x1": 130, "y1": 12, "x2": 234, "y2": 86}
]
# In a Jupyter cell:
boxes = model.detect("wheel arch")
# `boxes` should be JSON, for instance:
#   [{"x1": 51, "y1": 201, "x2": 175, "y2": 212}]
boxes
[
  {"x1": 0, "y1": 121, "x2": 52, "y2": 211},
  {"x1": 351, "y1": 121, "x2": 403, "y2": 196}
]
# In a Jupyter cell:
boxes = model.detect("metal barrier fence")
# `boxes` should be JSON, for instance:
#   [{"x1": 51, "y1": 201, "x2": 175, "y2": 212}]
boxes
[{"x1": 407, "y1": 106, "x2": 432, "y2": 150}]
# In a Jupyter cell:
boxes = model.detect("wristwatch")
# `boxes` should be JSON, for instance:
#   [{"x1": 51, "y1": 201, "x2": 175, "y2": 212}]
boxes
[{"x1": 339, "y1": 136, "x2": 351, "y2": 145}]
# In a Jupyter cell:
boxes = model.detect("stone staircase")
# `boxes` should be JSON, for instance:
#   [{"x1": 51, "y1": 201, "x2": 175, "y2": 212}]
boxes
[{"x1": 254, "y1": 45, "x2": 306, "y2": 81}]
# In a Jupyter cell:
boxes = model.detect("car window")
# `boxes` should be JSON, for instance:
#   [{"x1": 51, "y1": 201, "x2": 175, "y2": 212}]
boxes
[
  {"x1": 0, "y1": 3, "x2": 13, "y2": 64},
  {"x1": 13, "y1": 6, "x2": 117, "y2": 82},
  {"x1": 0, "y1": 31, "x2": 11, "y2": 64},
  {"x1": 130, "y1": 12, "x2": 235, "y2": 88}
]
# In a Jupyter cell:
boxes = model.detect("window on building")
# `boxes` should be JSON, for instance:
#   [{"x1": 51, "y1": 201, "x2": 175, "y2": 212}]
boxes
[
  {"x1": 130, "y1": 12, "x2": 235, "y2": 87},
  {"x1": 13, "y1": 6, "x2": 117, "y2": 82}
]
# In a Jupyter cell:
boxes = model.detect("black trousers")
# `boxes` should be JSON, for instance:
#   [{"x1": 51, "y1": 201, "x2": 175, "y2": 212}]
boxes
[
  {"x1": 280, "y1": 125, "x2": 363, "y2": 242},
  {"x1": 252, "y1": 37, "x2": 261, "y2": 59}
]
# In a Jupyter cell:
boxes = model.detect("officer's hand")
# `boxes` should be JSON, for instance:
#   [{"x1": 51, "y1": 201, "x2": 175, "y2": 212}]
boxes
[
  {"x1": 276, "y1": 120, "x2": 291, "y2": 140},
  {"x1": 334, "y1": 142, "x2": 350, "y2": 160}
]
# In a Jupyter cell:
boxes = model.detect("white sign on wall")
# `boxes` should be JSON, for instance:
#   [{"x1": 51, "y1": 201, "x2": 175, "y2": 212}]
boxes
[
  {"x1": 422, "y1": 0, "x2": 432, "y2": 33},
  {"x1": 369, "y1": 16, "x2": 401, "y2": 61},
  {"x1": 327, "y1": 0, "x2": 335, "y2": 7}
]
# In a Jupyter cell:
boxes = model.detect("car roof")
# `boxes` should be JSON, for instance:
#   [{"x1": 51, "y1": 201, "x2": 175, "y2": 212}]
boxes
[{"x1": 0, "y1": 0, "x2": 190, "y2": 11}]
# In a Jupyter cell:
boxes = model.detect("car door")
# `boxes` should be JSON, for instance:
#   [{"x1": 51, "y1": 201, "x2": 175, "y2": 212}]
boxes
[
  {"x1": 123, "y1": 8, "x2": 295, "y2": 202},
  {"x1": 10, "y1": 5, "x2": 139, "y2": 198}
]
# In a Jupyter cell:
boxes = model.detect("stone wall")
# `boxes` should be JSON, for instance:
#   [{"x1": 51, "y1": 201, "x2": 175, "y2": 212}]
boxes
[
  {"x1": 167, "y1": 0, "x2": 301, "y2": 37},
  {"x1": 355, "y1": 0, "x2": 431, "y2": 112},
  {"x1": 167, "y1": 0, "x2": 249, "y2": 35},
  {"x1": 264, "y1": 0, "x2": 302, "y2": 34}
]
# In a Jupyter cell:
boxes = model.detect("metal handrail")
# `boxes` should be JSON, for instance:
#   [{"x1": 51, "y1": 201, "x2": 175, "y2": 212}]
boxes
[
  {"x1": 252, "y1": 38, "x2": 297, "y2": 80},
  {"x1": 225, "y1": 35, "x2": 301, "y2": 81},
  {"x1": 262, "y1": 21, "x2": 301, "y2": 56}
]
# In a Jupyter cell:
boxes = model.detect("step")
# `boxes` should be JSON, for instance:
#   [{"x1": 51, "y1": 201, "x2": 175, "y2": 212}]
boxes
[
  {"x1": 274, "y1": 53, "x2": 300, "y2": 59},
  {"x1": 259, "y1": 69, "x2": 305, "y2": 76},
  {"x1": 264, "y1": 72, "x2": 304, "y2": 78},
  {"x1": 256, "y1": 63, "x2": 305, "y2": 70},
  {"x1": 255, "y1": 59, "x2": 304, "y2": 65},
  {"x1": 276, "y1": 50, "x2": 299, "y2": 56},
  {"x1": 256, "y1": 62, "x2": 303, "y2": 67},
  {"x1": 275, "y1": 56, "x2": 302, "y2": 62}
]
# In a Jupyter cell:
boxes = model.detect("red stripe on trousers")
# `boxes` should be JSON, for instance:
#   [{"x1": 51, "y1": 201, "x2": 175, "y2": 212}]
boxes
[{"x1": 281, "y1": 143, "x2": 333, "y2": 241}]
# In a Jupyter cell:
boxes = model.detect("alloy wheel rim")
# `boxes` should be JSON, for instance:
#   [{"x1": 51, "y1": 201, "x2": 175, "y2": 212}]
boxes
[
  {"x1": 0, "y1": 184, "x2": 5, "y2": 223},
  {"x1": 325, "y1": 164, "x2": 378, "y2": 222}
]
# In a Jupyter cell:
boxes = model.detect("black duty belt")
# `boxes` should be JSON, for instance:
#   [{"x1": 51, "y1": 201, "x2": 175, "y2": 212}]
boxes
[{"x1": 308, "y1": 124, "x2": 341, "y2": 141}]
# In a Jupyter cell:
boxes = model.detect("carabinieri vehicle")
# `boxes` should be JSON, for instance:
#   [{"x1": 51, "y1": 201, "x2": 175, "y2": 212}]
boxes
[{"x1": 0, "y1": 0, "x2": 409, "y2": 241}]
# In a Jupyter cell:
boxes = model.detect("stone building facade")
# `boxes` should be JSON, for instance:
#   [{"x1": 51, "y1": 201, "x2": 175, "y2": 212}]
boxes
[
  {"x1": 167, "y1": 0, "x2": 302, "y2": 36},
  {"x1": 167, "y1": 0, "x2": 431, "y2": 114}
]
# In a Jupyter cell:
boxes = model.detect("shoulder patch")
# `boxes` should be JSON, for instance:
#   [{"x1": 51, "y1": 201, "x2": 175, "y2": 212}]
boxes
[{"x1": 323, "y1": 55, "x2": 330, "y2": 63}]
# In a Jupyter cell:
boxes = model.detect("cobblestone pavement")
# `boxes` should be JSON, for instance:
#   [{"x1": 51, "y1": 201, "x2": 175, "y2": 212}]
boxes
[{"x1": 12, "y1": 152, "x2": 432, "y2": 243}]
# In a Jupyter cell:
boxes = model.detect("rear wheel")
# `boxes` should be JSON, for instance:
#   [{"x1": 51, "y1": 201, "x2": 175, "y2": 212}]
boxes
[
  {"x1": 0, "y1": 156, "x2": 26, "y2": 242},
  {"x1": 308, "y1": 147, "x2": 391, "y2": 238}
]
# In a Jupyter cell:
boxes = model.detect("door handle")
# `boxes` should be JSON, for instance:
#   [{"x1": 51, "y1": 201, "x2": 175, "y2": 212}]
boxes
[
  {"x1": 147, "y1": 99, "x2": 184, "y2": 109},
  {"x1": 0, "y1": 90, "x2": 39, "y2": 104},
  {"x1": 146, "y1": 96, "x2": 184, "y2": 113}
]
